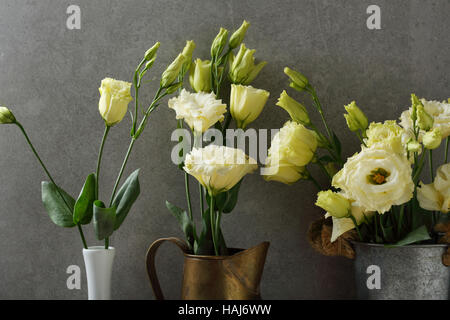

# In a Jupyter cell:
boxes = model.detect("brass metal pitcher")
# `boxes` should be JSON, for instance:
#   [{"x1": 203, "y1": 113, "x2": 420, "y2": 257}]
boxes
[{"x1": 146, "y1": 237, "x2": 270, "y2": 300}]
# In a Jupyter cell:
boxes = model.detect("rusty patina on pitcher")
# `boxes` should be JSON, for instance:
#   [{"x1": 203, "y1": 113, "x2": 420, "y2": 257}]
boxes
[{"x1": 146, "y1": 237, "x2": 269, "y2": 300}]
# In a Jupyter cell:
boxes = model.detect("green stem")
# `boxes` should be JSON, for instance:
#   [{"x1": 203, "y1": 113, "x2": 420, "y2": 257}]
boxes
[
  {"x1": 356, "y1": 131, "x2": 367, "y2": 148},
  {"x1": 316, "y1": 160, "x2": 332, "y2": 182},
  {"x1": 209, "y1": 195, "x2": 218, "y2": 256},
  {"x1": 95, "y1": 125, "x2": 110, "y2": 199},
  {"x1": 349, "y1": 214, "x2": 363, "y2": 242},
  {"x1": 412, "y1": 149, "x2": 427, "y2": 183},
  {"x1": 445, "y1": 137, "x2": 449, "y2": 163},
  {"x1": 132, "y1": 58, "x2": 146, "y2": 135},
  {"x1": 397, "y1": 205, "x2": 405, "y2": 237},
  {"x1": 305, "y1": 168, "x2": 322, "y2": 191},
  {"x1": 199, "y1": 184, "x2": 204, "y2": 216},
  {"x1": 184, "y1": 172, "x2": 193, "y2": 220},
  {"x1": 109, "y1": 138, "x2": 136, "y2": 206},
  {"x1": 15, "y1": 122, "x2": 88, "y2": 249},
  {"x1": 307, "y1": 86, "x2": 333, "y2": 141},
  {"x1": 428, "y1": 149, "x2": 433, "y2": 182}
]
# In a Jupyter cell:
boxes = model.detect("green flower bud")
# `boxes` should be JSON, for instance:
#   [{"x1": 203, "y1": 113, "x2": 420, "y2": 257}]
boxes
[
  {"x1": 344, "y1": 101, "x2": 368, "y2": 132},
  {"x1": 229, "y1": 44, "x2": 266, "y2": 85},
  {"x1": 166, "y1": 82, "x2": 183, "y2": 94},
  {"x1": 284, "y1": 67, "x2": 308, "y2": 90},
  {"x1": 210, "y1": 28, "x2": 228, "y2": 58},
  {"x1": 406, "y1": 138, "x2": 421, "y2": 153},
  {"x1": 160, "y1": 53, "x2": 186, "y2": 88},
  {"x1": 410, "y1": 93, "x2": 422, "y2": 122},
  {"x1": 276, "y1": 90, "x2": 310, "y2": 125},
  {"x1": 182, "y1": 40, "x2": 196, "y2": 62},
  {"x1": 416, "y1": 104, "x2": 434, "y2": 131},
  {"x1": 144, "y1": 42, "x2": 160, "y2": 61},
  {"x1": 229, "y1": 20, "x2": 250, "y2": 49},
  {"x1": 423, "y1": 127, "x2": 442, "y2": 150},
  {"x1": 0, "y1": 106, "x2": 16, "y2": 124},
  {"x1": 315, "y1": 190, "x2": 351, "y2": 218},
  {"x1": 189, "y1": 58, "x2": 212, "y2": 93}
]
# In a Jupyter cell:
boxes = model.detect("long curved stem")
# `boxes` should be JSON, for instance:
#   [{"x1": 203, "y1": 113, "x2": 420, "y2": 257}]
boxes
[
  {"x1": 184, "y1": 172, "x2": 193, "y2": 220},
  {"x1": 95, "y1": 125, "x2": 110, "y2": 199},
  {"x1": 15, "y1": 122, "x2": 88, "y2": 248},
  {"x1": 109, "y1": 138, "x2": 136, "y2": 206},
  {"x1": 428, "y1": 150, "x2": 433, "y2": 182},
  {"x1": 209, "y1": 195, "x2": 218, "y2": 256}
]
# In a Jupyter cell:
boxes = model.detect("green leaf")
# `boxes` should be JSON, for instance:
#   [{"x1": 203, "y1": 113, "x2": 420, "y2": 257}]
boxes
[
  {"x1": 165, "y1": 201, "x2": 196, "y2": 250},
  {"x1": 93, "y1": 200, "x2": 116, "y2": 240},
  {"x1": 41, "y1": 181, "x2": 76, "y2": 228},
  {"x1": 73, "y1": 173, "x2": 95, "y2": 225},
  {"x1": 205, "y1": 179, "x2": 243, "y2": 214},
  {"x1": 111, "y1": 169, "x2": 140, "y2": 230},
  {"x1": 332, "y1": 131, "x2": 342, "y2": 155},
  {"x1": 194, "y1": 207, "x2": 227, "y2": 256},
  {"x1": 318, "y1": 155, "x2": 334, "y2": 163},
  {"x1": 387, "y1": 225, "x2": 431, "y2": 247}
]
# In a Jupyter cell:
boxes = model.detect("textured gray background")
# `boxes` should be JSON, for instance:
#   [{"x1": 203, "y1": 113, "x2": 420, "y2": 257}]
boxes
[{"x1": 0, "y1": 0, "x2": 448, "y2": 299}]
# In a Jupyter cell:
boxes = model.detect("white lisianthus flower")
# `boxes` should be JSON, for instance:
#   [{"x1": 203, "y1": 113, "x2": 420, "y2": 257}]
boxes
[
  {"x1": 230, "y1": 84, "x2": 270, "y2": 129},
  {"x1": 168, "y1": 89, "x2": 227, "y2": 133},
  {"x1": 268, "y1": 121, "x2": 317, "y2": 167},
  {"x1": 184, "y1": 145, "x2": 258, "y2": 195},
  {"x1": 399, "y1": 98, "x2": 450, "y2": 139},
  {"x1": 325, "y1": 201, "x2": 374, "y2": 242},
  {"x1": 417, "y1": 163, "x2": 450, "y2": 213},
  {"x1": 263, "y1": 121, "x2": 317, "y2": 185},
  {"x1": 365, "y1": 120, "x2": 406, "y2": 155},
  {"x1": 332, "y1": 147, "x2": 414, "y2": 213},
  {"x1": 98, "y1": 78, "x2": 133, "y2": 126}
]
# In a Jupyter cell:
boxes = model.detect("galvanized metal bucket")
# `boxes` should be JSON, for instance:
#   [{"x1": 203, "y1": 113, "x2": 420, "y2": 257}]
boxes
[{"x1": 353, "y1": 242, "x2": 449, "y2": 300}]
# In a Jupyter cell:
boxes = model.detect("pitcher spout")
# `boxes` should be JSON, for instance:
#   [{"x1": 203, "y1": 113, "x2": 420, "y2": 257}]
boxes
[{"x1": 223, "y1": 242, "x2": 270, "y2": 296}]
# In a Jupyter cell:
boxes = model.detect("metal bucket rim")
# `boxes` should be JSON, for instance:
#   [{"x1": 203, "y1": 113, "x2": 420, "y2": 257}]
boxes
[{"x1": 351, "y1": 241, "x2": 448, "y2": 249}]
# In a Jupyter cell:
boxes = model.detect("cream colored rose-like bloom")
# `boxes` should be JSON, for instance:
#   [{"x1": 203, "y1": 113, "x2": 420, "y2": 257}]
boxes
[
  {"x1": 263, "y1": 121, "x2": 317, "y2": 185},
  {"x1": 168, "y1": 89, "x2": 227, "y2": 133},
  {"x1": 332, "y1": 146, "x2": 414, "y2": 213},
  {"x1": 417, "y1": 163, "x2": 450, "y2": 213},
  {"x1": 365, "y1": 120, "x2": 405, "y2": 155},
  {"x1": 184, "y1": 145, "x2": 258, "y2": 195},
  {"x1": 230, "y1": 84, "x2": 270, "y2": 129},
  {"x1": 268, "y1": 121, "x2": 317, "y2": 167},
  {"x1": 399, "y1": 98, "x2": 450, "y2": 139},
  {"x1": 98, "y1": 78, "x2": 133, "y2": 126},
  {"x1": 325, "y1": 201, "x2": 374, "y2": 242}
]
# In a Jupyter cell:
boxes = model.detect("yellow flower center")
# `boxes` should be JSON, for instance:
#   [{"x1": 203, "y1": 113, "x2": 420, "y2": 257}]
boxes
[{"x1": 368, "y1": 168, "x2": 390, "y2": 185}]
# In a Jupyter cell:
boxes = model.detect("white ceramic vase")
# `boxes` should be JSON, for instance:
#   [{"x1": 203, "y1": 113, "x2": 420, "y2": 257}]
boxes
[{"x1": 83, "y1": 246, "x2": 115, "y2": 300}]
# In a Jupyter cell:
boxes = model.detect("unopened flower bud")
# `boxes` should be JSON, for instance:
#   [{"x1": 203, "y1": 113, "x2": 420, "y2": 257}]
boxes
[
  {"x1": 407, "y1": 138, "x2": 421, "y2": 153},
  {"x1": 144, "y1": 42, "x2": 160, "y2": 61},
  {"x1": 276, "y1": 90, "x2": 310, "y2": 125},
  {"x1": 166, "y1": 82, "x2": 183, "y2": 94},
  {"x1": 211, "y1": 28, "x2": 228, "y2": 58},
  {"x1": 423, "y1": 127, "x2": 442, "y2": 150},
  {"x1": 160, "y1": 53, "x2": 186, "y2": 88},
  {"x1": 284, "y1": 67, "x2": 308, "y2": 90},
  {"x1": 416, "y1": 104, "x2": 434, "y2": 131},
  {"x1": 229, "y1": 44, "x2": 266, "y2": 85},
  {"x1": 189, "y1": 58, "x2": 212, "y2": 93},
  {"x1": 410, "y1": 93, "x2": 422, "y2": 122},
  {"x1": 229, "y1": 20, "x2": 250, "y2": 49},
  {"x1": 182, "y1": 40, "x2": 196, "y2": 62},
  {"x1": 0, "y1": 106, "x2": 16, "y2": 124},
  {"x1": 344, "y1": 101, "x2": 368, "y2": 132}
]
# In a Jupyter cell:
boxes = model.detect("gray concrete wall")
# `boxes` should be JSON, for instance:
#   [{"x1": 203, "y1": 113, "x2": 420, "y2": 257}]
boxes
[{"x1": 0, "y1": 0, "x2": 448, "y2": 299}]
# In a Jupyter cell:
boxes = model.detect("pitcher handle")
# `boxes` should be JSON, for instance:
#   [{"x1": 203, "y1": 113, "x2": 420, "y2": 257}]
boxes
[{"x1": 145, "y1": 237, "x2": 189, "y2": 300}]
